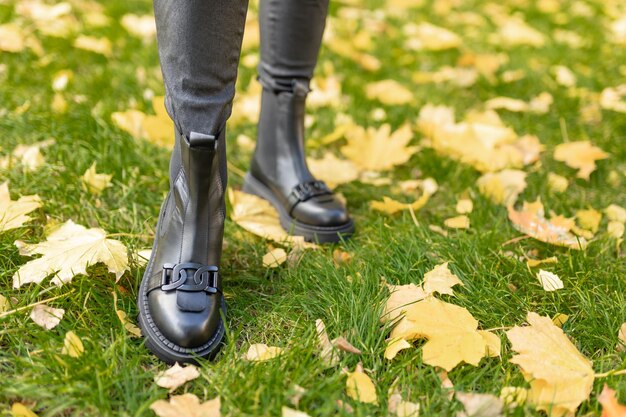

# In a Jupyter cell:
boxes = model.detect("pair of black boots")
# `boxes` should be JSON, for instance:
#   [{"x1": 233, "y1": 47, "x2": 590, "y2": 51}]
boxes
[{"x1": 137, "y1": 82, "x2": 354, "y2": 364}]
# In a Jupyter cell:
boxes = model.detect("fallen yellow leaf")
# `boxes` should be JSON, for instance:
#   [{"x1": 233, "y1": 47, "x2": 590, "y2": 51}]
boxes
[
  {"x1": 81, "y1": 162, "x2": 112, "y2": 195},
  {"x1": 506, "y1": 312, "x2": 594, "y2": 417},
  {"x1": 11, "y1": 402, "x2": 38, "y2": 417},
  {"x1": 74, "y1": 35, "x2": 112, "y2": 56},
  {"x1": 262, "y1": 247, "x2": 287, "y2": 268},
  {"x1": 444, "y1": 215, "x2": 470, "y2": 229},
  {"x1": 307, "y1": 153, "x2": 359, "y2": 188},
  {"x1": 599, "y1": 384, "x2": 626, "y2": 417},
  {"x1": 422, "y1": 262, "x2": 463, "y2": 296},
  {"x1": 365, "y1": 80, "x2": 413, "y2": 105},
  {"x1": 346, "y1": 363, "x2": 378, "y2": 404},
  {"x1": 477, "y1": 169, "x2": 527, "y2": 206},
  {"x1": 553, "y1": 141, "x2": 609, "y2": 180},
  {"x1": 13, "y1": 220, "x2": 129, "y2": 288},
  {"x1": 244, "y1": 343, "x2": 283, "y2": 362},
  {"x1": 547, "y1": 172, "x2": 569, "y2": 193},
  {"x1": 155, "y1": 363, "x2": 200, "y2": 391},
  {"x1": 370, "y1": 194, "x2": 429, "y2": 215},
  {"x1": 536, "y1": 269, "x2": 564, "y2": 291},
  {"x1": 150, "y1": 394, "x2": 220, "y2": 417},
  {"x1": 0, "y1": 182, "x2": 42, "y2": 233},
  {"x1": 61, "y1": 330, "x2": 84, "y2": 358},
  {"x1": 384, "y1": 338, "x2": 412, "y2": 360},
  {"x1": 29, "y1": 304, "x2": 64, "y2": 330}
]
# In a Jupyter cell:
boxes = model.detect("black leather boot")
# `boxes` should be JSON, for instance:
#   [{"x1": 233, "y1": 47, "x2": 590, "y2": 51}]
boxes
[
  {"x1": 243, "y1": 80, "x2": 354, "y2": 243},
  {"x1": 138, "y1": 128, "x2": 227, "y2": 364}
]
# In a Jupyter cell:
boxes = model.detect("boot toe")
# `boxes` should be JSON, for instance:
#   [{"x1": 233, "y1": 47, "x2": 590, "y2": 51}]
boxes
[
  {"x1": 291, "y1": 196, "x2": 350, "y2": 227},
  {"x1": 147, "y1": 290, "x2": 222, "y2": 349}
]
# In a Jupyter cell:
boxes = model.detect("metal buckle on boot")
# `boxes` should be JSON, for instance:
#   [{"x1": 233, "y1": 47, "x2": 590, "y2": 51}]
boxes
[
  {"x1": 290, "y1": 181, "x2": 332, "y2": 203},
  {"x1": 161, "y1": 263, "x2": 219, "y2": 294}
]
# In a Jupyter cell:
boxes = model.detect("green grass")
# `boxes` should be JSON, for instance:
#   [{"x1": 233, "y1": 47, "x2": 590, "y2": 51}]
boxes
[{"x1": 1, "y1": 0, "x2": 626, "y2": 415}]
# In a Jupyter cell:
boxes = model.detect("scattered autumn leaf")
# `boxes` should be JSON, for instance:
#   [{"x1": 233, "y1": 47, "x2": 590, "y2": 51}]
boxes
[
  {"x1": 0, "y1": 139, "x2": 56, "y2": 171},
  {"x1": 477, "y1": 170, "x2": 527, "y2": 206},
  {"x1": 456, "y1": 392, "x2": 504, "y2": 417},
  {"x1": 11, "y1": 402, "x2": 38, "y2": 417},
  {"x1": 81, "y1": 162, "x2": 112, "y2": 195},
  {"x1": 547, "y1": 173, "x2": 569, "y2": 193},
  {"x1": 120, "y1": 14, "x2": 156, "y2": 40},
  {"x1": 74, "y1": 35, "x2": 112, "y2": 56},
  {"x1": 61, "y1": 330, "x2": 84, "y2": 357},
  {"x1": 365, "y1": 80, "x2": 413, "y2": 105},
  {"x1": 29, "y1": 304, "x2": 64, "y2": 330},
  {"x1": 155, "y1": 363, "x2": 200, "y2": 391},
  {"x1": 262, "y1": 247, "x2": 287, "y2": 268},
  {"x1": 244, "y1": 343, "x2": 283, "y2": 362},
  {"x1": 456, "y1": 198, "x2": 473, "y2": 214},
  {"x1": 150, "y1": 394, "x2": 220, "y2": 417},
  {"x1": 370, "y1": 194, "x2": 429, "y2": 215},
  {"x1": 506, "y1": 312, "x2": 594, "y2": 417},
  {"x1": 13, "y1": 220, "x2": 129, "y2": 288},
  {"x1": 445, "y1": 215, "x2": 470, "y2": 229},
  {"x1": 508, "y1": 200, "x2": 587, "y2": 249},
  {"x1": 598, "y1": 384, "x2": 626, "y2": 417},
  {"x1": 404, "y1": 22, "x2": 461, "y2": 51},
  {"x1": 553, "y1": 141, "x2": 609, "y2": 180},
  {"x1": 346, "y1": 363, "x2": 378, "y2": 404},
  {"x1": 423, "y1": 262, "x2": 463, "y2": 296},
  {"x1": 282, "y1": 406, "x2": 311, "y2": 417},
  {"x1": 307, "y1": 153, "x2": 359, "y2": 188},
  {"x1": 384, "y1": 338, "x2": 413, "y2": 360},
  {"x1": 536, "y1": 269, "x2": 564, "y2": 291},
  {"x1": 0, "y1": 182, "x2": 42, "y2": 233}
]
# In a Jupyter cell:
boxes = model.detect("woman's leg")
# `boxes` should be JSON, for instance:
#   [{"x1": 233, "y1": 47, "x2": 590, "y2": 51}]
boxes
[
  {"x1": 138, "y1": 0, "x2": 248, "y2": 364},
  {"x1": 244, "y1": 0, "x2": 355, "y2": 243}
]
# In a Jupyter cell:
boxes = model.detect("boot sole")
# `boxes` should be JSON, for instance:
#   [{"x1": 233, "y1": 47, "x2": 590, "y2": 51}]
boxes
[
  {"x1": 137, "y1": 198, "x2": 226, "y2": 365},
  {"x1": 242, "y1": 173, "x2": 355, "y2": 244}
]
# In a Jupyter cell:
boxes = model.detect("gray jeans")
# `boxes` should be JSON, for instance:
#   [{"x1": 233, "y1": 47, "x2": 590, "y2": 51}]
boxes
[{"x1": 153, "y1": 0, "x2": 329, "y2": 139}]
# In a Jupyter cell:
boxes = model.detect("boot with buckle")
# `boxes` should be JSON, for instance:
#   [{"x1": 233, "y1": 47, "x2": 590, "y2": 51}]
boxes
[
  {"x1": 243, "y1": 80, "x2": 355, "y2": 243},
  {"x1": 138, "y1": 127, "x2": 227, "y2": 364}
]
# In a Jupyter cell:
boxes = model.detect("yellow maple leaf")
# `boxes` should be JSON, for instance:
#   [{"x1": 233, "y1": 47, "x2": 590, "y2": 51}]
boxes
[
  {"x1": 120, "y1": 14, "x2": 156, "y2": 40},
  {"x1": 12, "y1": 220, "x2": 129, "y2": 288},
  {"x1": 506, "y1": 312, "x2": 594, "y2": 417},
  {"x1": 81, "y1": 162, "x2": 112, "y2": 195},
  {"x1": 422, "y1": 262, "x2": 463, "y2": 296},
  {"x1": 0, "y1": 182, "x2": 42, "y2": 233},
  {"x1": 384, "y1": 338, "x2": 413, "y2": 360},
  {"x1": 141, "y1": 96, "x2": 175, "y2": 148},
  {"x1": 381, "y1": 283, "x2": 428, "y2": 323},
  {"x1": 576, "y1": 208, "x2": 602, "y2": 233},
  {"x1": 307, "y1": 153, "x2": 359, "y2": 188},
  {"x1": 73, "y1": 35, "x2": 112, "y2": 56},
  {"x1": 244, "y1": 343, "x2": 283, "y2": 362},
  {"x1": 444, "y1": 215, "x2": 470, "y2": 229},
  {"x1": 154, "y1": 363, "x2": 200, "y2": 390},
  {"x1": 495, "y1": 17, "x2": 545, "y2": 47},
  {"x1": 391, "y1": 297, "x2": 492, "y2": 371},
  {"x1": 365, "y1": 80, "x2": 413, "y2": 105},
  {"x1": 11, "y1": 402, "x2": 38, "y2": 417},
  {"x1": 61, "y1": 330, "x2": 84, "y2": 358},
  {"x1": 477, "y1": 169, "x2": 527, "y2": 207},
  {"x1": 553, "y1": 141, "x2": 609, "y2": 180},
  {"x1": 346, "y1": 363, "x2": 378, "y2": 404},
  {"x1": 150, "y1": 394, "x2": 220, "y2": 417},
  {"x1": 341, "y1": 124, "x2": 418, "y2": 172},
  {"x1": 547, "y1": 172, "x2": 569, "y2": 193},
  {"x1": 0, "y1": 24, "x2": 26, "y2": 52},
  {"x1": 370, "y1": 194, "x2": 430, "y2": 215},
  {"x1": 262, "y1": 247, "x2": 287, "y2": 268},
  {"x1": 404, "y1": 22, "x2": 462, "y2": 51},
  {"x1": 508, "y1": 200, "x2": 587, "y2": 249}
]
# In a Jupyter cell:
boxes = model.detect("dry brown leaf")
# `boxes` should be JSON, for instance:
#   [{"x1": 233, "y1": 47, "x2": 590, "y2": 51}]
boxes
[
  {"x1": 456, "y1": 392, "x2": 504, "y2": 417},
  {"x1": 307, "y1": 153, "x2": 359, "y2": 188},
  {"x1": 536, "y1": 269, "x2": 564, "y2": 291},
  {"x1": 423, "y1": 262, "x2": 463, "y2": 296},
  {"x1": 81, "y1": 162, "x2": 112, "y2": 195},
  {"x1": 262, "y1": 247, "x2": 287, "y2": 268},
  {"x1": 598, "y1": 384, "x2": 626, "y2": 417},
  {"x1": 508, "y1": 200, "x2": 587, "y2": 249},
  {"x1": 346, "y1": 363, "x2": 378, "y2": 404},
  {"x1": 444, "y1": 215, "x2": 470, "y2": 229},
  {"x1": 506, "y1": 312, "x2": 594, "y2": 417},
  {"x1": 244, "y1": 343, "x2": 283, "y2": 362},
  {"x1": 155, "y1": 363, "x2": 200, "y2": 390},
  {"x1": 61, "y1": 330, "x2": 84, "y2": 357},
  {"x1": 390, "y1": 297, "x2": 493, "y2": 371},
  {"x1": 553, "y1": 141, "x2": 609, "y2": 180},
  {"x1": 150, "y1": 394, "x2": 220, "y2": 417},
  {"x1": 0, "y1": 182, "x2": 42, "y2": 233},
  {"x1": 332, "y1": 337, "x2": 362, "y2": 355},
  {"x1": 365, "y1": 80, "x2": 413, "y2": 105},
  {"x1": 341, "y1": 124, "x2": 418, "y2": 172},
  {"x1": 316, "y1": 319, "x2": 339, "y2": 368},
  {"x1": 30, "y1": 304, "x2": 64, "y2": 329},
  {"x1": 13, "y1": 220, "x2": 129, "y2": 288}
]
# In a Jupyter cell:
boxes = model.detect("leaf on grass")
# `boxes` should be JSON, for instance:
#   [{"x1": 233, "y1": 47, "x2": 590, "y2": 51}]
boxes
[
  {"x1": 370, "y1": 194, "x2": 429, "y2": 215},
  {"x1": 13, "y1": 220, "x2": 129, "y2": 288},
  {"x1": 61, "y1": 331, "x2": 84, "y2": 357},
  {"x1": 600, "y1": 85, "x2": 626, "y2": 113},
  {"x1": 282, "y1": 406, "x2": 311, "y2": 417},
  {"x1": 485, "y1": 93, "x2": 553, "y2": 114},
  {"x1": 316, "y1": 319, "x2": 339, "y2": 368},
  {"x1": 0, "y1": 294, "x2": 8, "y2": 312},
  {"x1": 29, "y1": 304, "x2": 64, "y2": 329},
  {"x1": 0, "y1": 24, "x2": 26, "y2": 52},
  {"x1": 500, "y1": 387, "x2": 527, "y2": 408},
  {"x1": 384, "y1": 338, "x2": 413, "y2": 360},
  {"x1": 605, "y1": 204, "x2": 626, "y2": 223},
  {"x1": 444, "y1": 215, "x2": 470, "y2": 229},
  {"x1": 229, "y1": 189, "x2": 314, "y2": 248},
  {"x1": 456, "y1": 198, "x2": 473, "y2": 214},
  {"x1": 506, "y1": 312, "x2": 594, "y2": 417},
  {"x1": 598, "y1": 384, "x2": 626, "y2": 417},
  {"x1": 495, "y1": 17, "x2": 545, "y2": 47},
  {"x1": 478, "y1": 330, "x2": 501, "y2": 357},
  {"x1": 244, "y1": 343, "x2": 283, "y2": 362},
  {"x1": 150, "y1": 394, "x2": 220, "y2": 417},
  {"x1": 346, "y1": 363, "x2": 378, "y2": 404},
  {"x1": 113, "y1": 291, "x2": 141, "y2": 337},
  {"x1": 111, "y1": 97, "x2": 174, "y2": 148},
  {"x1": 456, "y1": 392, "x2": 504, "y2": 417},
  {"x1": 73, "y1": 35, "x2": 112, "y2": 56},
  {"x1": 0, "y1": 182, "x2": 42, "y2": 233},
  {"x1": 388, "y1": 384, "x2": 421, "y2": 417},
  {"x1": 423, "y1": 262, "x2": 463, "y2": 296},
  {"x1": 553, "y1": 141, "x2": 609, "y2": 180},
  {"x1": 262, "y1": 247, "x2": 287, "y2": 268},
  {"x1": 120, "y1": 14, "x2": 156, "y2": 40},
  {"x1": 11, "y1": 402, "x2": 38, "y2": 417},
  {"x1": 307, "y1": 153, "x2": 359, "y2": 188},
  {"x1": 404, "y1": 22, "x2": 462, "y2": 51},
  {"x1": 576, "y1": 208, "x2": 602, "y2": 234},
  {"x1": 365, "y1": 80, "x2": 413, "y2": 105},
  {"x1": 477, "y1": 170, "x2": 527, "y2": 207},
  {"x1": 0, "y1": 139, "x2": 56, "y2": 172},
  {"x1": 155, "y1": 363, "x2": 200, "y2": 390},
  {"x1": 552, "y1": 313, "x2": 569, "y2": 328},
  {"x1": 81, "y1": 162, "x2": 112, "y2": 195},
  {"x1": 390, "y1": 297, "x2": 493, "y2": 371},
  {"x1": 526, "y1": 256, "x2": 558, "y2": 268},
  {"x1": 341, "y1": 124, "x2": 418, "y2": 172},
  {"x1": 381, "y1": 283, "x2": 428, "y2": 323},
  {"x1": 508, "y1": 200, "x2": 587, "y2": 250},
  {"x1": 536, "y1": 269, "x2": 563, "y2": 292},
  {"x1": 618, "y1": 323, "x2": 626, "y2": 352},
  {"x1": 547, "y1": 173, "x2": 568, "y2": 193}
]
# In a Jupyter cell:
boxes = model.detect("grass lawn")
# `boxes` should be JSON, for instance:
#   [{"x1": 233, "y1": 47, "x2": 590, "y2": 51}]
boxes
[{"x1": 1, "y1": 0, "x2": 626, "y2": 415}]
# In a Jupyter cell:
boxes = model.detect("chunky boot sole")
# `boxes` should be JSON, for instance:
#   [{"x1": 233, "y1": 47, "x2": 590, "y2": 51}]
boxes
[
  {"x1": 243, "y1": 173, "x2": 355, "y2": 243},
  {"x1": 137, "y1": 200, "x2": 226, "y2": 365}
]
